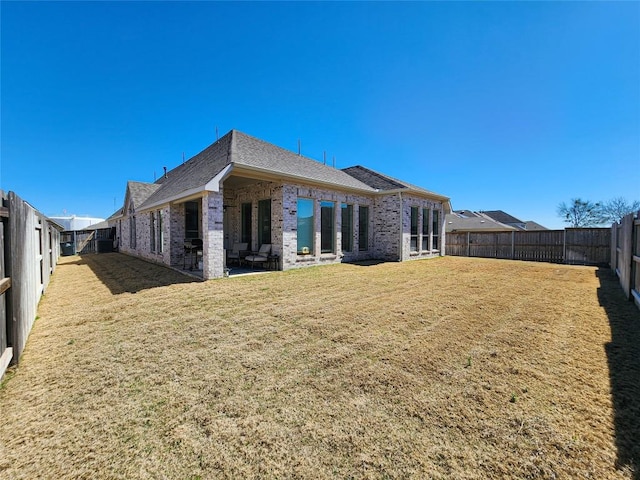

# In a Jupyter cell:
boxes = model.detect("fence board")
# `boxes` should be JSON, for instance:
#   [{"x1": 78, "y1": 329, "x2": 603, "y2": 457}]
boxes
[
  {"x1": 632, "y1": 219, "x2": 640, "y2": 309},
  {"x1": 445, "y1": 228, "x2": 609, "y2": 266},
  {"x1": 0, "y1": 218, "x2": 7, "y2": 365},
  {"x1": 2, "y1": 191, "x2": 61, "y2": 372}
]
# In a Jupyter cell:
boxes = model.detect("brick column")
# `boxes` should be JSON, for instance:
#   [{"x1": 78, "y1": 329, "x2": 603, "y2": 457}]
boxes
[{"x1": 202, "y1": 192, "x2": 224, "y2": 279}]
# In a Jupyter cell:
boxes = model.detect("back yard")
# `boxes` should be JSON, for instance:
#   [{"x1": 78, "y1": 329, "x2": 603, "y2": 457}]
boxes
[{"x1": 0, "y1": 254, "x2": 638, "y2": 479}]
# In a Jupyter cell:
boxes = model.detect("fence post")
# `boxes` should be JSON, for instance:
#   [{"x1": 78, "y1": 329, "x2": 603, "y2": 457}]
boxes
[
  {"x1": 562, "y1": 229, "x2": 567, "y2": 264},
  {"x1": 511, "y1": 231, "x2": 515, "y2": 260},
  {"x1": 467, "y1": 231, "x2": 470, "y2": 257},
  {"x1": 610, "y1": 222, "x2": 617, "y2": 271}
]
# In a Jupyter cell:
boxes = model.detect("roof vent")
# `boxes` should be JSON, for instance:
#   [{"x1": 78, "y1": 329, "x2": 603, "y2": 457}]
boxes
[{"x1": 163, "y1": 166, "x2": 168, "y2": 178}]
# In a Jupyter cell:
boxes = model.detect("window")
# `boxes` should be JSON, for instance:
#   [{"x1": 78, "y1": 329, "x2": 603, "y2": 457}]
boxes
[
  {"x1": 150, "y1": 212, "x2": 156, "y2": 252},
  {"x1": 157, "y1": 210, "x2": 163, "y2": 253},
  {"x1": 358, "y1": 205, "x2": 369, "y2": 251},
  {"x1": 422, "y1": 208, "x2": 430, "y2": 251},
  {"x1": 410, "y1": 206, "x2": 419, "y2": 252},
  {"x1": 129, "y1": 215, "x2": 136, "y2": 248},
  {"x1": 258, "y1": 199, "x2": 271, "y2": 246},
  {"x1": 320, "y1": 201, "x2": 335, "y2": 253},
  {"x1": 241, "y1": 202, "x2": 252, "y2": 247},
  {"x1": 432, "y1": 209, "x2": 440, "y2": 250},
  {"x1": 341, "y1": 204, "x2": 353, "y2": 252},
  {"x1": 185, "y1": 201, "x2": 200, "y2": 239},
  {"x1": 297, "y1": 198, "x2": 314, "y2": 254}
]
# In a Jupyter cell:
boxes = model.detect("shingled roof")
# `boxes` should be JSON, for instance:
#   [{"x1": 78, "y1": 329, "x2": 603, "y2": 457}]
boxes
[
  {"x1": 232, "y1": 131, "x2": 374, "y2": 191},
  {"x1": 480, "y1": 210, "x2": 524, "y2": 225},
  {"x1": 341, "y1": 165, "x2": 406, "y2": 190},
  {"x1": 127, "y1": 181, "x2": 161, "y2": 210},
  {"x1": 137, "y1": 130, "x2": 377, "y2": 210},
  {"x1": 342, "y1": 165, "x2": 449, "y2": 200},
  {"x1": 128, "y1": 129, "x2": 448, "y2": 211},
  {"x1": 445, "y1": 213, "x2": 517, "y2": 233}
]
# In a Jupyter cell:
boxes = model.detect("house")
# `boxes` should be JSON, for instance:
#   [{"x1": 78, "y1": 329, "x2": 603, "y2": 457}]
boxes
[
  {"x1": 446, "y1": 209, "x2": 547, "y2": 233},
  {"x1": 446, "y1": 210, "x2": 517, "y2": 233},
  {"x1": 109, "y1": 130, "x2": 451, "y2": 279},
  {"x1": 49, "y1": 215, "x2": 105, "y2": 231}
]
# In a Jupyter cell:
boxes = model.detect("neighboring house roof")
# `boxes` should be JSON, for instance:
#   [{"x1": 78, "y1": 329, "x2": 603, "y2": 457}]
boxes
[
  {"x1": 481, "y1": 210, "x2": 524, "y2": 225},
  {"x1": 448, "y1": 209, "x2": 548, "y2": 232},
  {"x1": 128, "y1": 129, "x2": 449, "y2": 212},
  {"x1": 86, "y1": 220, "x2": 111, "y2": 230},
  {"x1": 524, "y1": 220, "x2": 548, "y2": 231},
  {"x1": 453, "y1": 210, "x2": 482, "y2": 218},
  {"x1": 445, "y1": 212, "x2": 516, "y2": 233},
  {"x1": 46, "y1": 218, "x2": 65, "y2": 231}
]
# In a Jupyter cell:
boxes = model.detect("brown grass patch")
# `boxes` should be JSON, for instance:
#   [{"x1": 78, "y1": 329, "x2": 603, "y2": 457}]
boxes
[{"x1": 1, "y1": 253, "x2": 638, "y2": 479}]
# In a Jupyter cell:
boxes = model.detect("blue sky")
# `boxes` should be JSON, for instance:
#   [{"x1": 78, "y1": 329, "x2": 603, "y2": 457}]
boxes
[{"x1": 1, "y1": 1, "x2": 638, "y2": 229}]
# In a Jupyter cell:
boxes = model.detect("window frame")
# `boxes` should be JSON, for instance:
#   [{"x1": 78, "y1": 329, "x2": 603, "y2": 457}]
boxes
[
  {"x1": 129, "y1": 210, "x2": 136, "y2": 249},
  {"x1": 320, "y1": 200, "x2": 335, "y2": 254},
  {"x1": 432, "y1": 209, "x2": 440, "y2": 251},
  {"x1": 422, "y1": 208, "x2": 430, "y2": 251},
  {"x1": 241, "y1": 202, "x2": 252, "y2": 247},
  {"x1": 157, "y1": 209, "x2": 163, "y2": 253},
  {"x1": 150, "y1": 211, "x2": 156, "y2": 252},
  {"x1": 297, "y1": 198, "x2": 314, "y2": 254},
  {"x1": 410, "y1": 206, "x2": 419, "y2": 252},
  {"x1": 358, "y1": 205, "x2": 369, "y2": 251},
  {"x1": 185, "y1": 201, "x2": 200, "y2": 239},
  {"x1": 257, "y1": 199, "x2": 271, "y2": 247},
  {"x1": 341, "y1": 203, "x2": 353, "y2": 253}
]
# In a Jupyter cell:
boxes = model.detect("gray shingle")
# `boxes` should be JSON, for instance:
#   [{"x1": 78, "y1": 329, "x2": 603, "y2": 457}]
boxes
[
  {"x1": 141, "y1": 133, "x2": 233, "y2": 209},
  {"x1": 481, "y1": 210, "x2": 524, "y2": 225},
  {"x1": 138, "y1": 130, "x2": 375, "y2": 210},
  {"x1": 232, "y1": 131, "x2": 374, "y2": 191},
  {"x1": 342, "y1": 165, "x2": 448, "y2": 199},
  {"x1": 128, "y1": 181, "x2": 161, "y2": 209},
  {"x1": 134, "y1": 129, "x2": 448, "y2": 210},
  {"x1": 445, "y1": 213, "x2": 517, "y2": 232},
  {"x1": 341, "y1": 166, "x2": 406, "y2": 190}
]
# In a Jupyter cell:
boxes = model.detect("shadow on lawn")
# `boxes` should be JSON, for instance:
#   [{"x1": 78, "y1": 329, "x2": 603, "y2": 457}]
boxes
[
  {"x1": 71, "y1": 253, "x2": 199, "y2": 294},
  {"x1": 597, "y1": 268, "x2": 640, "y2": 479}
]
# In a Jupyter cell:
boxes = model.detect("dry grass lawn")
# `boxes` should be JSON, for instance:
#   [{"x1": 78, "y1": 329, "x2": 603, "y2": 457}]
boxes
[{"x1": 1, "y1": 253, "x2": 639, "y2": 479}]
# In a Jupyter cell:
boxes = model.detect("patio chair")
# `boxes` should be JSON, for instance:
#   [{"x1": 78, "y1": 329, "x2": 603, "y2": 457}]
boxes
[
  {"x1": 244, "y1": 244, "x2": 271, "y2": 269},
  {"x1": 226, "y1": 242, "x2": 248, "y2": 266},
  {"x1": 183, "y1": 238, "x2": 203, "y2": 270}
]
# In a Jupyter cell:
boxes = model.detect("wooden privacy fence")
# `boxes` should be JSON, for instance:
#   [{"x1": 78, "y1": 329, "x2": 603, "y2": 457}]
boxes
[
  {"x1": 446, "y1": 228, "x2": 611, "y2": 266},
  {"x1": 611, "y1": 212, "x2": 640, "y2": 310},
  {"x1": 60, "y1": 228, "x2": 115, "y2": 255},
  {"x1": 0, "y1": 191, "x2": 62, "y2": 379}
]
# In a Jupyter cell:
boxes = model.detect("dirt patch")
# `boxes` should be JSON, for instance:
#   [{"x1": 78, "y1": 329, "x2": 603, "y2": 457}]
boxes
[{"x1": 1, "y1": 253, "x2": 638, "y2": 479}]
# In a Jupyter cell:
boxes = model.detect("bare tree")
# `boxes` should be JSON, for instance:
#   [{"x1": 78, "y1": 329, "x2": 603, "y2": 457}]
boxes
[
  {"x1": 557, "y1": 198, "x2": 602, "y2": 227},
  {"x1": 598, "y1": 197, "x2": 640, "y2": 224}
]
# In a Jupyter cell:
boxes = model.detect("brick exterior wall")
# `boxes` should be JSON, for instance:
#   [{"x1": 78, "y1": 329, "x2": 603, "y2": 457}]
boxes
[
  {"x1": 223, "y1": 181, "x2": 284, "y2": 256},
  {"x1": 116, "y1": 202, "x2": 171, "y2": 267},
  {"x1": 170, "y1": 203, "x2": 186, "y2": 267},
  {"x1": 113, "y1": 180, "x2": 447, "y2": 280},
  {"x1": 202, "y1": 192, "x2": 224, "y2": 279},
  {"x1": 373, "y1": 193, "x2": 402, "y2": 261},
  {"x1": 281, "y1": 184, "x2": 377, "y2": 270},
  {"x1": 399, "y1": 194, "x2": 445, "y2": 262}
]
